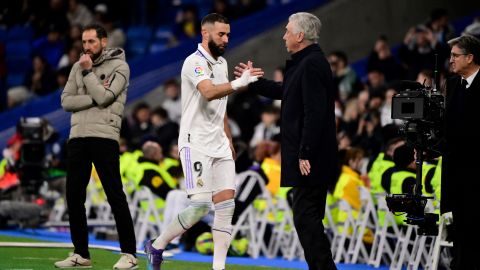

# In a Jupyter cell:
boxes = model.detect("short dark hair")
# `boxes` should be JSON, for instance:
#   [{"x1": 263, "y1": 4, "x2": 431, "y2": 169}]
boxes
[
  {"x1": 164, "y1": 78, "x2": 179, "y2": 88},
  {"x1": 201, "y1": 13, "x2": 229, "y2": 26},
  {"x1": 448, "y1": 35, "x2": 480, "y2": 65},
  {"x1": 330, "y1": 51, "x2": 348, "y2": 65},
  {"x1": 82, "y1": 23, "x2": 108, "y2": 39}
]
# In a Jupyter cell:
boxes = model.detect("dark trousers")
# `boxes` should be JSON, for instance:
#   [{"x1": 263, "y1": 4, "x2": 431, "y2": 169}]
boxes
[
  {"x1": 291, "y1": 186, "x2": 337, "y2": 270},
  {"x1": 66, "y1": 137, "x2": 136, "y2": 258}
]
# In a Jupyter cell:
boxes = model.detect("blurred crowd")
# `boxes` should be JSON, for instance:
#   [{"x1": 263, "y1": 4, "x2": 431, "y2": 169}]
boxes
[
  {"x1": 1, "y1": 3, "x2": 480, "y2": 258},
  {"x1": 0, "y1": 0, "x2": 276, "y2": 111}
]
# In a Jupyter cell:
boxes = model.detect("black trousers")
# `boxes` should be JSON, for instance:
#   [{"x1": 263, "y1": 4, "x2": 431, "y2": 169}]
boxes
[
  {"x1": 291, "y1": 186, "x2": 337, "y2": 270},
  {"x1": 66, "y1": 137, "x2": 136, "y2": 258}
]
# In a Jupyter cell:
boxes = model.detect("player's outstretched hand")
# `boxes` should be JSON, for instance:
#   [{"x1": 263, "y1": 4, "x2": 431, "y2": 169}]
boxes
[
  {"x1": 231, "y1": 61, "x2": 261, "y2": 90},
  {"x1": 234, "y1": 61, "x2": 264, "y2": 79}
]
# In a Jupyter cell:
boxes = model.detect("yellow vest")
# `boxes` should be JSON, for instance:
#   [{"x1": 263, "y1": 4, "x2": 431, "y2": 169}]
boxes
[{"x1": 368, "y1": 152, "x2": 395, "y2": 195}]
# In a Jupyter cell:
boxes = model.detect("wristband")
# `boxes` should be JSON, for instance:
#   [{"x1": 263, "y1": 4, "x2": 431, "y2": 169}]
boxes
[{"x1": 82, "y1": 69, "x2": 92, "y2": 77}]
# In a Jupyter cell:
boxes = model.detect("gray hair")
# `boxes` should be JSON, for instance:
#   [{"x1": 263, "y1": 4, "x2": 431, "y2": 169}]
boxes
[
  {"x1": 288, "y1": 12, "x2": 322, "y2": 44},
  {"x1": 448, "y1": 34, "x2": 480, "y2": 65}
]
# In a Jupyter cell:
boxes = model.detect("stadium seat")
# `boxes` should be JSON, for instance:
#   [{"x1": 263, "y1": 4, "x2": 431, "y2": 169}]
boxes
[
  {"x1": 7, "y1": 25, "x2": 34, "y2": 41},
  {"x1": 5, "y1": 40, "x2": 31, "y2": 60},
  {"x1": 232, "y1": 170, "x2": 276, "y2": 259},
  {"x1": 129, "y1": 186, "x2": 164, "y2": 250},
  {"x1": 346, "y1": 186, "x2": 377, "y2": 264},
  {"x1": 6, "y1": 73, "x2": 26, "y2": 88},
  {"x1": 368, "y1": 193, "x2": 404, "y2": 267},
  {"x1": 149, "y1": 41, "x2": 169, "y2": 54},
  {"x1": 0, "y1": 27, "x2": 7, "y2": 43}
]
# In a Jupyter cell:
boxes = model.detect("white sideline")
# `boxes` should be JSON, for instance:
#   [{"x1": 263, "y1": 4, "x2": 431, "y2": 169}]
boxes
[{"x1": 0, "y1": 242, "x2": 174, "y2": 257}]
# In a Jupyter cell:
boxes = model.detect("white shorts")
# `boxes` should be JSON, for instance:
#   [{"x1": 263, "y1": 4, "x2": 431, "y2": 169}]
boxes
[{"x1": 180, "y1": 147, "x2": 236, "y2": 195}]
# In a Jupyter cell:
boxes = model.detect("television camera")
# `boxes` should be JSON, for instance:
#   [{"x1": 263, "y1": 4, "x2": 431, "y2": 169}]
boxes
[
  {"x1": 386, "y1": 80, "x2": 445, "y2": 235},
  {"x1": 16, "y1": 117, "x2": 50, "y2": 194}
]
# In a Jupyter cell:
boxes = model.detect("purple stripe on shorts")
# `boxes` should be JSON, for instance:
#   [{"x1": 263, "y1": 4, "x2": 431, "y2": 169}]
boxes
[{"x1": 186, "y1": 147, "x2": 192, "y2": 189}]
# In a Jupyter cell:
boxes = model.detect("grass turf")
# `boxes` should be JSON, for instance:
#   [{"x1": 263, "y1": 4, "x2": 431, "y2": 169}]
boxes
[{"x1": 0, "y1": 235, "x2": 297, "y2": 269}]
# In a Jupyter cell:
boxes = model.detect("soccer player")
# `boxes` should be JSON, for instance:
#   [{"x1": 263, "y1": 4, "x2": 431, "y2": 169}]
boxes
[{"x1": 144, "y1": 13, "x2": 260, "y2": 270}]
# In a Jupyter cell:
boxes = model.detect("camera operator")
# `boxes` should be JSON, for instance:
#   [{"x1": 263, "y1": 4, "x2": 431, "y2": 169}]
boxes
[{"x1": 443, "y1": 34, "x2": 480, "y2": 269}]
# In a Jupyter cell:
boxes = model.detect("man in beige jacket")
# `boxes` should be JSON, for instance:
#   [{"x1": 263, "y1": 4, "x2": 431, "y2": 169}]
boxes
[{"x1": 55, "y1": 23, "x2": 137, "y2": 269}]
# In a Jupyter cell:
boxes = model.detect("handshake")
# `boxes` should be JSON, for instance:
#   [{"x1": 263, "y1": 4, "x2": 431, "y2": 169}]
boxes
[{"x1": 231, "y1": 61, "x2": 264, "y2": 90}]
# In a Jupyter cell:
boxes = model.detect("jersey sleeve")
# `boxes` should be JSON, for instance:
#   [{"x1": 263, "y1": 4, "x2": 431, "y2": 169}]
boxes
[{"x1": 184, "y1": 56, "x2": 211, "y2": 89}]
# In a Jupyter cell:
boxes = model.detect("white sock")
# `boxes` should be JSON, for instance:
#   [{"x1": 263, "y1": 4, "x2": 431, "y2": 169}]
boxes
[
  {"x1": 153, "y1": 193, "x2": 211, "y2": 250},
  {"x1": 152, "y1": 215, "x2": 186, "y2": 250},
  {"x1": 212, "y1": 199, "x2": 235, "y2": 270}
]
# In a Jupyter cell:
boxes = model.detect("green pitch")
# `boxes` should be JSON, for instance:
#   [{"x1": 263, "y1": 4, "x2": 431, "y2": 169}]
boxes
[{"x1": 0, "y1": 235, "x2": 296, "y2": 269}]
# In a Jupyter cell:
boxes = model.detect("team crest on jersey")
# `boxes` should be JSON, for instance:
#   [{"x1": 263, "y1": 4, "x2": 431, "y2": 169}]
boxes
[
  {"x1": 194, "y1": 66, "x2": 204, "y2": 77},
  {"x1": 196, "y1": 178, "x2": 204, "y2": 187}
]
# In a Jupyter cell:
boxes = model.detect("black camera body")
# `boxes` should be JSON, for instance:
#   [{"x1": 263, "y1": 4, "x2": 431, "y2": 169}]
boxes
[
  {"x1": 391, "y1": 81, "x2": 445, "y2": 152},
  {"x1": 388, "y1": 81, "x2": 445, "y2": 236},
  {"x1": 391, "y1": 88, "x2": 444, "y2": 122},
  {"x1": 385, "y1": 194, "x2": 438, "y2": 235},
  {"x1": 16, "y1": 117, "x2": 48, "y2": 194}
]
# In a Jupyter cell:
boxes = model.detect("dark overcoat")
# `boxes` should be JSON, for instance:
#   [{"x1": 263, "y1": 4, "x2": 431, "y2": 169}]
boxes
[{"x1": 249, "y1": 44, "x2": 339, "y2": 187}]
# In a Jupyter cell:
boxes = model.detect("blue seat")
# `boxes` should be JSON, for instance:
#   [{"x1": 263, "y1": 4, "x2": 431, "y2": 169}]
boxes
[
  {"x1": 153, "y1": 25, "x2": 174, "y2": 43},
  {"x1": 5, "y1": 41, "x2": 31, "y2": 61},
  {"x1": 7, "y1": 25, "x2": 34, "y2": 41},
  {"x1": 126, "y1": 40, "x2": 149, "y2": 58},
  {"x1": 149, "y1": 41, "x2": 169, "y2": 54},
  {"x1": 6, "y1": 73, "x2": 26, "y2": 88},
  {"x1": 0, "y1": 27, "x2": 7, "y2": 43},
  {"x1": 126, "y1": 26, "x2": 152, "y2": 41},
  {"x1": 6, "y1": 58, "x2": 31, "y2": 74}
]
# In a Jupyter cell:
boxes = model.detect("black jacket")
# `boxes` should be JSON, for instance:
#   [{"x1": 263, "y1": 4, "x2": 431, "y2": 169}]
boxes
[
  {"x1": 442, "y1": 71, "x2": 480, "y2": 214},
  {"x1": 249, "y1": 44, "x2": 339, "y2": 187}
]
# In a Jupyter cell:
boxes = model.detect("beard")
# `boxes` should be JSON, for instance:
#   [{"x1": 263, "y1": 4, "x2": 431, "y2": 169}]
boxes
[
  {"x1": 208, "y1": 39, "x2": 226, "y2": 58},
  {"x1": 84, "y1": 46, "x2": 104, "y2": 62}
]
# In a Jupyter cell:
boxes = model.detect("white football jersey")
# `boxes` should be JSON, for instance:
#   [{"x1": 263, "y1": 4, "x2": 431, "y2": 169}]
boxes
[{"x1": 178, "y1": 44, "x2": 231, "y2": 158}]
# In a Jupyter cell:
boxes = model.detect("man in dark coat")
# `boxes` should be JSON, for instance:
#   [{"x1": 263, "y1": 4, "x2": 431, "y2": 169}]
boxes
[
  {"x1": 442, "y1": 34, "x2": 480, "y2": 270},
  {"x1": 236, "y1": 12, "x2": 338, "y2": 270}
]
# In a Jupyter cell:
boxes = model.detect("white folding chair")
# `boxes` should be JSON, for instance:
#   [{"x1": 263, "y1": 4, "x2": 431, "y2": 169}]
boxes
[
  {"x1": 323, "y1": 198, "x2": 338, "y2": 243},
  {"x1": 331, "y1": 199, "x2": 356, "y2": 263},
  {"x1": 231, "y1": 170, "x2": 275, "y2": 258},
  {"x1": 130, "y1": 186, "x2": 164, "y2": 250},
  {"x1": 426, "y1": 212, "x2": 453, "y2": 270},
  {"x1": 407, "y1": 199, "x2": 437, "y2": 270},
  {"x1": 368, "y1": 193, "x2": 403, "y2": 267},
  {"x1": 347, "y1": 186, "x2": 378, "y2": 264},
  {"x1": 267, "y1": 197, "x2": 303, "y2": 261}
]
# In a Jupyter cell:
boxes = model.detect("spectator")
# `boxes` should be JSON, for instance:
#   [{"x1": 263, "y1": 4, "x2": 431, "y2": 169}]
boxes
[
  {"x1": 366, "y1": 69, "x2": 386, "y2": 94},
  {"x1": 101, "y1": 14, "x2": 126, "y2": 48},
  {"x1": 6, "y1": 86, "x2": 32, "y2": 109},
  {"x1": 233, "y1": 0, "x2": 266, "y2": 19},
  {"x1": 366, "y1": 35, "x2": 404, "y2": 82},
  {"x1": 399, "y1": 25, "x2": 446, "y2": 80},
  {"x1": 32, "y1": 23, "x2": 66, "y2": 69},
  {"x1": 135, "y1": 141, "x2": 177, "y2": 200},
  {"x1": 328, "y1": 51, "x2": 362, "y2": 102},
  {"x1": 174, "y1": 5, "x2": 200, "y2": 41},
  {"x1": 26, "y1": 55, "x2": 58, "y2": 96},
  {"x1": 425, "y1": 8, "x2": 456, "y2": 45},
  {"x1": 65, "y1": 24, "x2": 82, "y2": 50},
  {"x1": 379, "y1": 86, "x2": 403, "y2": 127},
  {"x1": 249, "y1": 105, "x2": 280, "y2": 149},
  {"x1": 416, "y1": 69, "x2": 434, "y2": 87},
  {"x1": 148, "y1": 106, "x2": 179, "y2": 156},
  {"x1": 121, "y1": 102, "x2": 152, "y2": 150},
  {"x1": 463, "y1": 16, "x2": 480, "y2": 39},
  {"x1": 161, "y1": 78, "x2": 182, "y2": 124},
  {"x1": 210, "y1": 0, "x2": 234, "y2": 19},
  {"x1": 58, "y1": 45, "x2": 81, "y2": 70},
  {"x1": 352, "y1": 109, "x2": 383, "y2": 159},
  {"x1": 66, "y1": 0, "x2": 94, "y2": 27}
]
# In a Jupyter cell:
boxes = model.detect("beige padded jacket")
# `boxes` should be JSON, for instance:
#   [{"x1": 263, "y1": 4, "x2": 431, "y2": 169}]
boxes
[{"x1": 61, "y1": 48, "x2": 129, "y2": 142}]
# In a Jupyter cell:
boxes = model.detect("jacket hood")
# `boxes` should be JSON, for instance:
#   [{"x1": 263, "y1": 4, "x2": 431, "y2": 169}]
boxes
[{"x1": 86, "y1": 48, "x2": 125, "y2": 67}]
